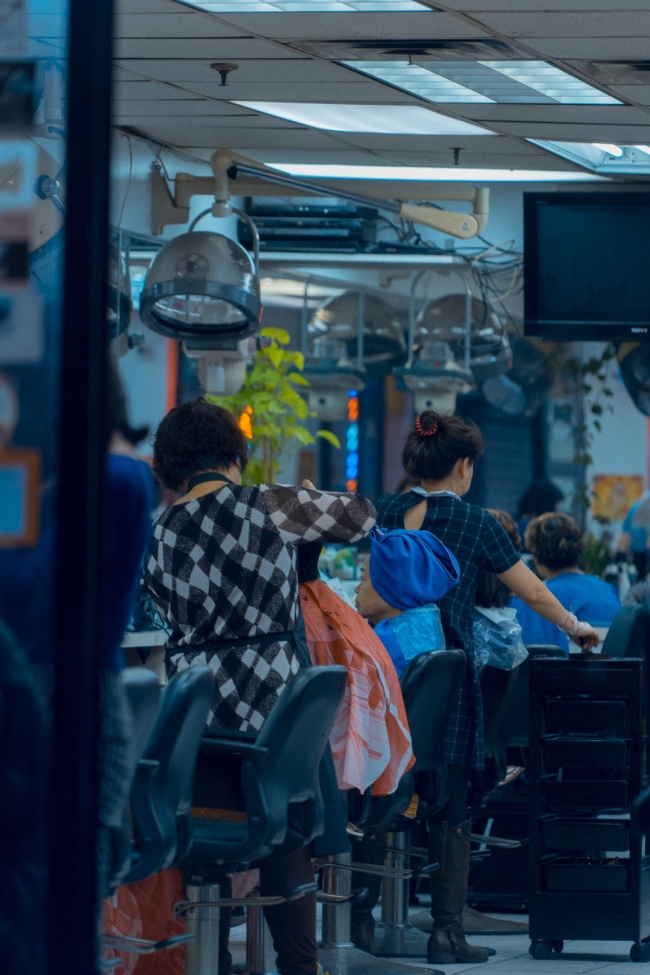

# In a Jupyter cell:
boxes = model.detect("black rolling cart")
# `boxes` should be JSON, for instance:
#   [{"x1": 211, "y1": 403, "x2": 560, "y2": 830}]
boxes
[{"x1": 528, "y1": 656, "x2": 650, "y2": 962}]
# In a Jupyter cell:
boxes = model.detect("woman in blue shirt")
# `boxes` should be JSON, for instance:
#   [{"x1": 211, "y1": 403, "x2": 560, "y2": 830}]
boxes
[{"x1": 512, "y1": 512, "x2": 620, "y2": 652}]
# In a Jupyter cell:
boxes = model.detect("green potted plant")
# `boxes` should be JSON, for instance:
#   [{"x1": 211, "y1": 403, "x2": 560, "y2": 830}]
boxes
[{"x1": 207, "y1": 326, "x2": 340, "y2": 485}]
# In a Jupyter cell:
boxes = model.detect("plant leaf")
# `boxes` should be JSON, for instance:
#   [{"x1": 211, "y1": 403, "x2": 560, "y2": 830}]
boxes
[
  {"x1": 261, "y1": 326, "x2": 290, "y2": 345},
  {"x1": 316, "y1": 429, "x2": 341, "y2": 448},
  {"x1": 289, "y1": 426, "x2": 316, "y2": 445},
  {"x1": 288, "y1": 371, "x2": 310, "y2": 387},
  {"x1": 279, "y1": 386, "x2": 310, "y2": 419},
  {"x1": 264, "y1": 346, "x2": 284, "y2": 369}
]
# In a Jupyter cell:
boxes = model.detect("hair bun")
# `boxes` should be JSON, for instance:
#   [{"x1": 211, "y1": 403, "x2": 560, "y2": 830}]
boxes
[{"x1": 415, "y1": 411, "x2": 441, "y2": 437}]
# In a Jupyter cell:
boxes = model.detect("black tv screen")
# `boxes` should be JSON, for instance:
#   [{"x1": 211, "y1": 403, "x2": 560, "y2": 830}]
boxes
[{"x1": 524, "y1": 191, "x2": 650, "y2": 341}]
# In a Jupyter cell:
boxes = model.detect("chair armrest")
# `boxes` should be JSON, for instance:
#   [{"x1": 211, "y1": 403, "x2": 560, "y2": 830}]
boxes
[
  {"x1": 200, "y1": 738, "x2": 269, "y2": 758},
  {"x1": 203, "y1": 728, "x2": 257, "y2": 743}
]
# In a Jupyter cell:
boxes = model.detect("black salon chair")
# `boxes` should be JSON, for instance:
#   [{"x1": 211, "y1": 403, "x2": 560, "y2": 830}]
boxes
[
  {"x1": 602, "y1": 604, "x2": 647, "y2": 658},
  {"x1": 184, "y1": 665, "x2": 348, "y2": 868},
  {"x1": 174, "y1": 666, "x2": 348, "y2": 975},
  {"x1": 354, "y1": 649, "x2": 467, "y2": 834},
  {"x1": 474, "y1": 663, "x2": 521, "y2": 801},
  {"x1": 107, "y1": 667, "x2": 161, "y2": 890},
  {"x1": 349, "y1": 649, "x2": 467, "y2": 961},
  {"x1": 124, "y1": 665, "x2": 215, "y2": 883},
  {"x1": 102, "y1": 666, "x2": 214, "y2": 964}
]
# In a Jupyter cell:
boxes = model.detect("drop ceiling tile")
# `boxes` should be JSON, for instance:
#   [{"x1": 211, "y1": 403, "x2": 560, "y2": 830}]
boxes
[
  {"x1": 464, "y1": 12, "x2": 650, "y2": 38},
  {"x1": 341, "y1": 134, "x2": 531, "y2": 154},
  {"x1": 610, "y1": 86, "x2": 650, "y2": 107},
  {"x1": 436, "y1": 0, "x2": 650, "y2": 10},
  {"x1": 116, "y1": 0, "x2": 191, "y2": 11},
  {"x1": 134, "y1": 123, "x2": 347, "y2": 149},
  {"x1": 229, "y1": 147, "x2": 385, "y2": 164},
  {"x1": 212, "y1": 10, "x2": 487, "y2": 40},
  {"x1": 518, "y1": 38, "x2": 650, "y2": 61},
  {"x1": 112, "y1": 79, "x2": 210, "y2": 99},
  {"x1": 114, "y1": 37, "x2": 299, "y2": 59},
  {"x1": 115, "y1": 111, "x2": 295, "y2": 127},
  {"x1": 377, "y1": 148, "x2": 579, "y2": 169},
  {"x1": 487, "y1": 121, "x2": 650, "y2": 142},
  {"x1": 176, "y1": 80, "x2": 420, "y2": 101},
  {"x1": 334, "y1": 132, "x2": 495, "y2": 150},
  {"x1": 450, "y1": 105, "x2": 650, "y2": 124},
  {"x1": 114, "y1": 11, "x2": 248, "y2": 37},
  {"x1": 112, "y1": 101, "x2": 251, "y2": 118},
  {"x1": 112, "y1": 55, "x2": 341, "y2": 84}
]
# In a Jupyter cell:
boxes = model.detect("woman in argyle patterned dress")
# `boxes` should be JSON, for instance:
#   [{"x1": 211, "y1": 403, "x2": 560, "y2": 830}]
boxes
[
  {"x1": 146, "y1": 398, "x2": 376, "y2": 975},
  {"x1": 377, "y1": 410, "x2": 599, "y2": 967}
]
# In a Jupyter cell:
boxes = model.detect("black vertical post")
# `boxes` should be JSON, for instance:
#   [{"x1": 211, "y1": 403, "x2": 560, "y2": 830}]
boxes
[{"x1": 49, "y1": 0, "x2": 114, "y2": 969}]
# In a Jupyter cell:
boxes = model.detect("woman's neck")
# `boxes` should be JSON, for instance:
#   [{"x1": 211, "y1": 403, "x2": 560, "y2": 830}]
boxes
[
  {"x1": 540, "y1": 565, "x2": 583, "y2": 581},
  {"x1": 178, "y1": 465, "x2": 241, "y2": 503},
  {"x1": 420, "y1": 477, "x2": 462, "y2": 496}
]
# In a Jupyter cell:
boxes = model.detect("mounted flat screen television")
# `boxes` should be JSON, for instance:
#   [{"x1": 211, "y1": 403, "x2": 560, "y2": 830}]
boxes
[{"x1": 524, "y1": 191, "x2": 650, "y2": 342}]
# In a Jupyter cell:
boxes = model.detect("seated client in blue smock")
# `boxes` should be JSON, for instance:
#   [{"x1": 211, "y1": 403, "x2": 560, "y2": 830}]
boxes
[{"x1": 354, "y1": 526, "x2": 460, "y2": 675}]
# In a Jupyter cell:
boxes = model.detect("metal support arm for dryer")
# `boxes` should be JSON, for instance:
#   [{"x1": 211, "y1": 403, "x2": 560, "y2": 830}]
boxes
[{"x1": 151, "y1": 149, "x2": 489, "y2": 239}]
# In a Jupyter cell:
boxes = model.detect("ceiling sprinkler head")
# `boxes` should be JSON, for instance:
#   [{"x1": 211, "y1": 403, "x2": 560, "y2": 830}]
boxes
[{"x1": 210, "y1": 62, "x2": 238, "y2": 87}]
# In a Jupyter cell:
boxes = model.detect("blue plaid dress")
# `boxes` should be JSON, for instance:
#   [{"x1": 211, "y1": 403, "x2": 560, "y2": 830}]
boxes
[{"x1": 376, "y1": 490, "x2": 520, "y2": 769}]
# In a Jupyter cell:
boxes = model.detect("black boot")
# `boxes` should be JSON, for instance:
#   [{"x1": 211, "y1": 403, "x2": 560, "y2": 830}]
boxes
[
  {"x1": 427, "y1": 819, "x2": 491, "y2": 965},
  {"x1": 350, "y1": 831, "x2": 385, "y2": 953}
]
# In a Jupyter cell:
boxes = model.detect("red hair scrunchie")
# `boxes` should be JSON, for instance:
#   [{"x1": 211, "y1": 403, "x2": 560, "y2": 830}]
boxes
[{"x1": 415, "y1": 415, "x2": 438, "y2": 437}]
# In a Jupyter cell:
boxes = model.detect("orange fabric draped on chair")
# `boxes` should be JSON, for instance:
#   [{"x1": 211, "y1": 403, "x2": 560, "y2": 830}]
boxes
[{"x1": 299, "y1": 579, "x2": 414, "y2": 796}]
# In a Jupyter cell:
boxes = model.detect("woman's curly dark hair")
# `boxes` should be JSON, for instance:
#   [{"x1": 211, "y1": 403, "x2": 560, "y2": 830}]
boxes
[
  {"x1": 152, "y1": 398, "x2": 248, "y2": 492},
  {"x1": 524, "y1": 512, "x2": 583, "y2": 571},
  {"x1": 475, "y1": 509, "x2": 521, "y2": 608},
  {"x1": 402, "y1": 410, "x2": 485, "y2": 482}
]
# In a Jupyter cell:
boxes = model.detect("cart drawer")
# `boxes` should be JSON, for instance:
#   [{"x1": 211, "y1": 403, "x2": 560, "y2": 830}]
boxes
[
  {"x1": 542, "y1": 855, "x2": 628, "y2": 892},
  {"x1": 542, "y1": 736, "x2": 628, "y2": 769},
  {"x1": 542, "y1": 777, "x2": 628, "y2": 811},
  {"x1": 542, "y1": 818, "x2": 630, "y2": 852},
  {"x1": 543, "y1": 700, "x2": 628, "y2": 735}
]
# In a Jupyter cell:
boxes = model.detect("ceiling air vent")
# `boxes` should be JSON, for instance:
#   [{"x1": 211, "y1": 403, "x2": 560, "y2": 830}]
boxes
[
  {"x1": 294, "y1": 37, "x2": 530, "y2": 62},
  {"x1": 587, "y1": 61, "x2": 650, "y2": 84}
]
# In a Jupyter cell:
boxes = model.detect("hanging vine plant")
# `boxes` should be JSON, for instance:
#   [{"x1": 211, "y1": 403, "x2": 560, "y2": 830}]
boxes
[
  {"x1": 207, "y1": 326, "x2": 340, "y2": 485},
  {"x1": 545, "y1": 341, "x2": 617, "y2": 514},
  {"x1": 557, "y1": 342, "x2": 617, "y2": 460}
]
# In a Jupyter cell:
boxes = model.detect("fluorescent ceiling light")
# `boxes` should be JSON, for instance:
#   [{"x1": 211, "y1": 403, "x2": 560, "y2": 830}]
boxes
[
  {"x1": 233, "y1": 102, "x2": 493, "y2": 136},
  {"x1": 530, "y1": 140, "x2": 650, "y2": 175},
  {"x1": 592, "y1": 142, "x2": 623, "y2": 157},
  {"x1": 178, "y1": 0, "x2": 430, "y2": 11},
  {"x1": 267, "y1": 162, "x2": 608, "y2": 182},
  {"x1": 343, "y1": 59, "x2": 621, "y2": 105}
]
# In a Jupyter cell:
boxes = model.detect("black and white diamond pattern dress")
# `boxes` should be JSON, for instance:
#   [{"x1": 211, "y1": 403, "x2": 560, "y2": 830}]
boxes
[{"x1": 146, "y1": 483, "x2": 376, "y2": 733}]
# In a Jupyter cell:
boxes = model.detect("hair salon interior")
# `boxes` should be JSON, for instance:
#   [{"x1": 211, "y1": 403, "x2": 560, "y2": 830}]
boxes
[{"x1": 6, "y1": 1, "x2": 650, "y2": 974}]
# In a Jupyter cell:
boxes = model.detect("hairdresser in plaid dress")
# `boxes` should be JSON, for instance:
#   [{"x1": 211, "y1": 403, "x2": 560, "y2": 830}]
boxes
[
  {"x1": 377, "y1": 410, "x2": 599, "y2": 966},
  {"x1": 146, "y1": 398, "x2": 376, "y2": 975}
]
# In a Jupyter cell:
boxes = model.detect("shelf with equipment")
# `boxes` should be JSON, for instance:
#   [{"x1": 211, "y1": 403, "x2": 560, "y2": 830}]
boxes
[{"x1": 528, "y1": 656, "x2": 650, "y2": 963}]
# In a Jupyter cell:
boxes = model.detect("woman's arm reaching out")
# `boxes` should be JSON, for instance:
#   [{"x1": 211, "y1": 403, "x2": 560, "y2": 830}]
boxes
[{"x1": 498, "y1": 559, "x2": 599, "y2": 651}]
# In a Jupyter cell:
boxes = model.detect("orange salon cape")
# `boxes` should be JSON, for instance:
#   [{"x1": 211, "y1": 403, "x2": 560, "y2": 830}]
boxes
[{"x1": 300, "y1": 579, "x2": 415, "y2": 795}]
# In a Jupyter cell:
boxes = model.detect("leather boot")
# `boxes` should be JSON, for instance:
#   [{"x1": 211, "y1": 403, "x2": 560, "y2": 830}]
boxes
[
  {"x1": 350, "y1": 831, "x2": 385, "y2": 953},
  {"x1": 427, "y1": 819, "x2": 491, "y2": 965}
]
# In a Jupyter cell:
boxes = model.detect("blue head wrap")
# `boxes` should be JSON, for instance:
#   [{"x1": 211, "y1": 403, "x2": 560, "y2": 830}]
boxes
[{"x1": 368, "y1": 527, "x2": 460, "y2": 610}]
